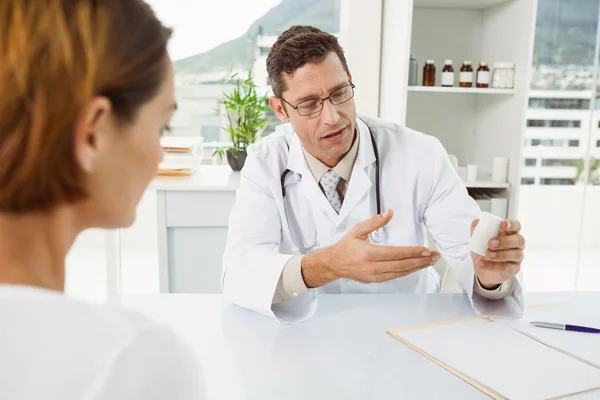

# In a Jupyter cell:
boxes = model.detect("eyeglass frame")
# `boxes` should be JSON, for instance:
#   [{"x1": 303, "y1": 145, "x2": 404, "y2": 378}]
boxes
[{"x1": 278, "y1": 80, "x2": 356, "y2": 116}]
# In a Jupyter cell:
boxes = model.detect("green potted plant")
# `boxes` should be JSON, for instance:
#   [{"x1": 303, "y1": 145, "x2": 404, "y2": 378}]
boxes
[{"x1": 213, "y1": 70, "x2": 271, "y2": 171}]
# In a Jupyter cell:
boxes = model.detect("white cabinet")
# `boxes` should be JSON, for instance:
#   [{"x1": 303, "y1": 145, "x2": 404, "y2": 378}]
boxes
[
  {"x1": 152, "y1": 166, "x2": 239, "y2": 293},
  {"x1": 376, "y1": 0, "x2": 538, "y2": 218}
]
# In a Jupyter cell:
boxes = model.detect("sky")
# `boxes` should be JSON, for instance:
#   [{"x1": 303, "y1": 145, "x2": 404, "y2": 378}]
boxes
[{"x1": 146, "y1": 0, "x2": 281, "y2": 60}]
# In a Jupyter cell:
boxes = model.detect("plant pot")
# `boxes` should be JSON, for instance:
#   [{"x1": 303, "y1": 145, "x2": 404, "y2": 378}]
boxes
[{"x1": 226, "y1": 149, "x2": 248, "y2": 171}]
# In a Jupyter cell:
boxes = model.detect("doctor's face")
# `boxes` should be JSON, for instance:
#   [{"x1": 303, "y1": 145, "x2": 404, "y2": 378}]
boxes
[{"x1": 270, "y1": 52, "x2": 357, "y2": 168}]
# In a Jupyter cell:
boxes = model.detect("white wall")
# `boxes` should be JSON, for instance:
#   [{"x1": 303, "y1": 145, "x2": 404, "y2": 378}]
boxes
[
  {"x1": 517, "y1": 186, "x2": 600, "y2": 249},
  {"x1": 340, "y1": 0, "x2": 383, "y2": 117}
]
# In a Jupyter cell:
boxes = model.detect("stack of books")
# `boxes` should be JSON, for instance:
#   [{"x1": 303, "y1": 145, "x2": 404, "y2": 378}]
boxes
[{"x1": 158, "y1": 136, "x2": 204, "y2": 177}]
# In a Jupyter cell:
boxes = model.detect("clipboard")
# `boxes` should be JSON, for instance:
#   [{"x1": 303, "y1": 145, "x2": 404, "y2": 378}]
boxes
[
  {"x1": 387, "y1": 315, "x2": 600, "y2": 399},
  {"x1": 388, "y1": 316, "x2": 504, "y2": 399}
]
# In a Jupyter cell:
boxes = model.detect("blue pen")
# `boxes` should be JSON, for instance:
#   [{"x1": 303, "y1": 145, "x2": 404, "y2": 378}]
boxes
[{"x1": 530, "y1": 321, "x2": 600, "y2": 334}]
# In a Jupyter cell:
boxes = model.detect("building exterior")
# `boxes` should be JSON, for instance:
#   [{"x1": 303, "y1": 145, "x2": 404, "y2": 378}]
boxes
[{"x1": 521, "y1": 90, "x2": 600, "y2": 185}]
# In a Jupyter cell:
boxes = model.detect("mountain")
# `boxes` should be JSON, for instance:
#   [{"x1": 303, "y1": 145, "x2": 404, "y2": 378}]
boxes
[
  {"x1": 173, "y1": 0, "x2": 340, "y2": 77},
  {"x1": 532, "y1": 0, "x2": 599, "y2": 66},
  {"x1": 174, "y1": 0, "x2": 596, "y2": 80}
]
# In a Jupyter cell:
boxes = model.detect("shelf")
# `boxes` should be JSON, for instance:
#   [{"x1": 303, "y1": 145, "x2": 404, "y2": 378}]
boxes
[
  {"x1": 413, "y1": 0, "x2": 511, "y2": 10},
  {"x1": 408, "y1": 86, "x2": 516, "y2": 94},
  {"x1": 464, "y1": 181, "x2": 510, "y2": 189}
]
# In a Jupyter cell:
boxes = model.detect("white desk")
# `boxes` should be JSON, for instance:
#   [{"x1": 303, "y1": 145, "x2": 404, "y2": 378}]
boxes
[
  {"x1": 151, "y1": 166, "x2": 239, "y2": 293},
  {"x1": 121, "y1": 292, "x2": 600, "y2": 399}
]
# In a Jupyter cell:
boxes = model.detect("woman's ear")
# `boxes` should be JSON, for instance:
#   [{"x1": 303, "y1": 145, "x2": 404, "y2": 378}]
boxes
[{"x1": 73, "y1": 96, "x2": 112, "y2": 173}]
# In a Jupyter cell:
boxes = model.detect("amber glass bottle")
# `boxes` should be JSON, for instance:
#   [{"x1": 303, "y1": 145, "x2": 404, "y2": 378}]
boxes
[
  {"x1": 476, "y1": 62, "x2": 490, "y2": 88},
  {"x1": 423, "y1": 60, "x2": 435, "y2": 86},
  {"x1": 459, "y1": 61, "x2": 473, "y2": 87},
  {"x1": 441, "y1": 60, "x2": 454, "y2": 87}
]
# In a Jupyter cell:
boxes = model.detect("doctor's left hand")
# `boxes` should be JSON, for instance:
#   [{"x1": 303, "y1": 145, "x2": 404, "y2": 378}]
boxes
[{"x1": 471, "y1": 219, "x2": 525, "y2": 290}]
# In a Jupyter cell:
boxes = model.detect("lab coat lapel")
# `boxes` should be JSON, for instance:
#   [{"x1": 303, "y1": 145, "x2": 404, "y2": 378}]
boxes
[
  {"x1": 286, "y1": 133, "x2": 339, "y2": 224},
  {"x1": 338, "y1": 120, "x2": 377, "y2": 223}
]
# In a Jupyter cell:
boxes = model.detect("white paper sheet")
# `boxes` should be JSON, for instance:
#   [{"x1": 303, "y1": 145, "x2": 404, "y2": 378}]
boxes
[
  {"x1": 511, "y1": 303, "x2": 600, "y2": 370},
  {"x1": 393, "y1": 318, "x2": 600, "y2": 399}
]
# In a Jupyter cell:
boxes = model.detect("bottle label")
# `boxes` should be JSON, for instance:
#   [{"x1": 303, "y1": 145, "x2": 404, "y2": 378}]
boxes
[
  {"x1": 477, "y1": 71, "x2": 490, "y2": 84},
  {"x1": 441, "y1": 72, "x2": 454, "y2": 86},
  {"x1": 460, "y1": 71, "x2": 473, "y2": 83}
]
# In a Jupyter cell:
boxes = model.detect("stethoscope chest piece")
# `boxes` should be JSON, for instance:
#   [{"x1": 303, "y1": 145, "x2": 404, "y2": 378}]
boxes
[{"x1": 370, "y1": 228, "x2": 383, "y2": 244}]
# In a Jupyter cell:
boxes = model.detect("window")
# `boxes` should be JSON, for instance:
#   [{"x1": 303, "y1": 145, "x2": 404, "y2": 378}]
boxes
[
  {"x1": 541, "y1": 159, "x2": 578, "y2": 167},
  {"x1": 597, "y1": 140, "x2": 600, "y2": 147},
  {"x1": 527, "y1": 120, "x2": 544, "y2": 127},
  {"x1": 540, "y1": 178, "x2": 575, "y2": 185},
  {"x1": 527, "y1": 139, "x2": 567, "y2": 147},
  {"x1": 525, "y1": 158, "x2": 537, "y2": 166},
  {"x1": 528, "y1": 98, "x2": 590, "y2": 109},
  {"x1": 521, "y1": 177, "x2": 535, "y2": 185},
  {"x1": 74, "y1": 0, "x2": 342, "y2": 302},
  {"x1": 526, "y1": 119, "x2": 581, "y2": 128},
  {"x1": 199, "y1": 115, "x2": 221, "y2": 143},
  {"x1": 521, "y1": 0, "x2": 600, "y2": 294}
]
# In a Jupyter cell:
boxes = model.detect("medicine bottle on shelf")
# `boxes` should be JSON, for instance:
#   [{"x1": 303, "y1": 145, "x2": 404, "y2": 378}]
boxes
[
  {"x1": 491, "y1": 62, "x2": 515, "y2": 89},
  {"x1": 423, "y1": 60, "x2": 435, "y2": 87},
  {"x1": 459, "y1": 61, "x2": 473, "y2": 87},
  {"x1": 441, "y1": 60, "x2": 454, "y2": 87},
  {"x1": 476, "y1": 62, "x2": 490, "y2": 88},
  {"x1": 408, "y1": 54, "x2": 419, "y2": 86}
]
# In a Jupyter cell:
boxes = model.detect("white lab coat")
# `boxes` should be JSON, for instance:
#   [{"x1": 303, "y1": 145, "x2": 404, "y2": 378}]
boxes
[{"x1": 222, "y1": 116, "x2": 524, "y2": 323}]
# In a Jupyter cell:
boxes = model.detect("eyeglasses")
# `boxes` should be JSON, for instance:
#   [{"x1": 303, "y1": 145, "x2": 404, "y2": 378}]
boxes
[{"x1": 280, "y1": 81, "x2": 356, "y2": 116}]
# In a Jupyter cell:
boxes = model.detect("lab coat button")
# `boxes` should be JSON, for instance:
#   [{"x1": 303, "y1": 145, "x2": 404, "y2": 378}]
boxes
[
  {"x1": 292, "y1": 291, "x2": 299, "y2": 297},
  {"x1": 337, "y1": 224, "x2": 346, "y2": 232}
]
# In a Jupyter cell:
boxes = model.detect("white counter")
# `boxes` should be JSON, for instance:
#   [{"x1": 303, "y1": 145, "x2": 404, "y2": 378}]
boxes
[
  {"x1": 151, "y1": 165, "x2": 240, "y2": 192},
  {"x1": 121, "y1": 292, "x2": 600, "y2": 400}
]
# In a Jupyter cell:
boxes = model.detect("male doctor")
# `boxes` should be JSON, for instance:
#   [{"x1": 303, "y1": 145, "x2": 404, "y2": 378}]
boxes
[{"x1": 222, "y1": 26, "x2": 525, "y2": 324}]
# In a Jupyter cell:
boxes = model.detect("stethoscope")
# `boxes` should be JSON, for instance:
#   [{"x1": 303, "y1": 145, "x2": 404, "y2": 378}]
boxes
[{"x1": 281, "y1": 122, "x2": 383, "y2": 254}]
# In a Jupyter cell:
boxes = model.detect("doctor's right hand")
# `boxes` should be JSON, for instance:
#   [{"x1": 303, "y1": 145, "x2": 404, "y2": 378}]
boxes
[{"x1": 302, "y1": 210, "x2": 440, "y2": 288}]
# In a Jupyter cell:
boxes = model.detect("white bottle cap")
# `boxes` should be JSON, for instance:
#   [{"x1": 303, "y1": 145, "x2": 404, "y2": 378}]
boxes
[
  {"x1": 445, "y1": 59, "x2": 453, "y2": 64},
  {"x1": 469, "y1": 212, "x2": 503, "y2": 256},
  {"x1": 426, "y1": 59, "x2": 435, "y2": 64},
  {"x1": 493, "y1": 62, "x2": 515, "y2": 69}
]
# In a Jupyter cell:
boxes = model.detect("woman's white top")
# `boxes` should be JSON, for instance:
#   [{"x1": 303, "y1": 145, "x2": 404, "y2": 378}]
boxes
[{"x1": 0, "y1": 285, "x2": 203, "y2": 399}]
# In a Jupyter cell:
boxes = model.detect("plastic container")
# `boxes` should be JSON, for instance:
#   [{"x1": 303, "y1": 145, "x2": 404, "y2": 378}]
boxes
[
  {"x1": 491, "y1": 62, "x2": 515, "y2": 89},
  {"x1": 469, "y1": 212, "x2": 503, "y2": 256}
]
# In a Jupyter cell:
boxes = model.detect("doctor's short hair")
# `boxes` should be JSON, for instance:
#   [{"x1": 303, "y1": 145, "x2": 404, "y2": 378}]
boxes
[
  {"x1": 266, "y1": 25, "x2": 350, "y2": 98},
  {"x1": 0, "y1": 0, "x2": 171, "y2": 213}
]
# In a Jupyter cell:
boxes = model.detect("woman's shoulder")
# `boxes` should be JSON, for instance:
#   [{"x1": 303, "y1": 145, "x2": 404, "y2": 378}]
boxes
[{"x1": 0, "y1": 286, "x2": 203, "y2": 399}]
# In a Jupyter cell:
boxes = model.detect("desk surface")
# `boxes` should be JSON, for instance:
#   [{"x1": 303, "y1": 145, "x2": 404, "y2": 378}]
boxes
[
  {"x1": 121, "y1": 292, "x2": 600, "y2": 400},
  {"x1": 150, "y1": 165, "x2": 240, "y2": 192}
]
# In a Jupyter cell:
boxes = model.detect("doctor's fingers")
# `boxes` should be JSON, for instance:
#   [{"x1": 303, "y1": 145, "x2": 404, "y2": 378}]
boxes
[
  {"x1": 476, "y1": 261, "x2": 520, "y2": 279},
  {"x1": 352, "y1": 210, "x2": 394, "y2": 239},
  {"x1": 369, "y1": 257, "x2": 434, "y2": 277},
  {"x1": 499, "y1": 220, "x2": 521, "y2": 236},
  {"x1": 367, "y1": 245, "x2": 437, "y2": 262},
  {"x1": 374, "y1": 264, "x2": 431, "y2": 283},
  {"x1": 485, "y1": 248, "x2": 524, "y2": 263},
  {"x1": 488, "y1": 234, "x2": 525, "y2": 251}
]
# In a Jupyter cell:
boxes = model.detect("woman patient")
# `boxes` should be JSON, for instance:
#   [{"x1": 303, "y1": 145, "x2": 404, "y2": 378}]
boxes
[{"x1": 0, "y1": 0, "x2": 202, "y2": 398}]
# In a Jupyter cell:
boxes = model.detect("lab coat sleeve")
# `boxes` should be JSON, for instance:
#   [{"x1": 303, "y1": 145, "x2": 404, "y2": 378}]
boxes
[
  {"x1": 221, "y1": 146, "x2": 318, "y2": 324},
  {"x1": 422, "y1": 138, "x2": 524, "y2": 319}
]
